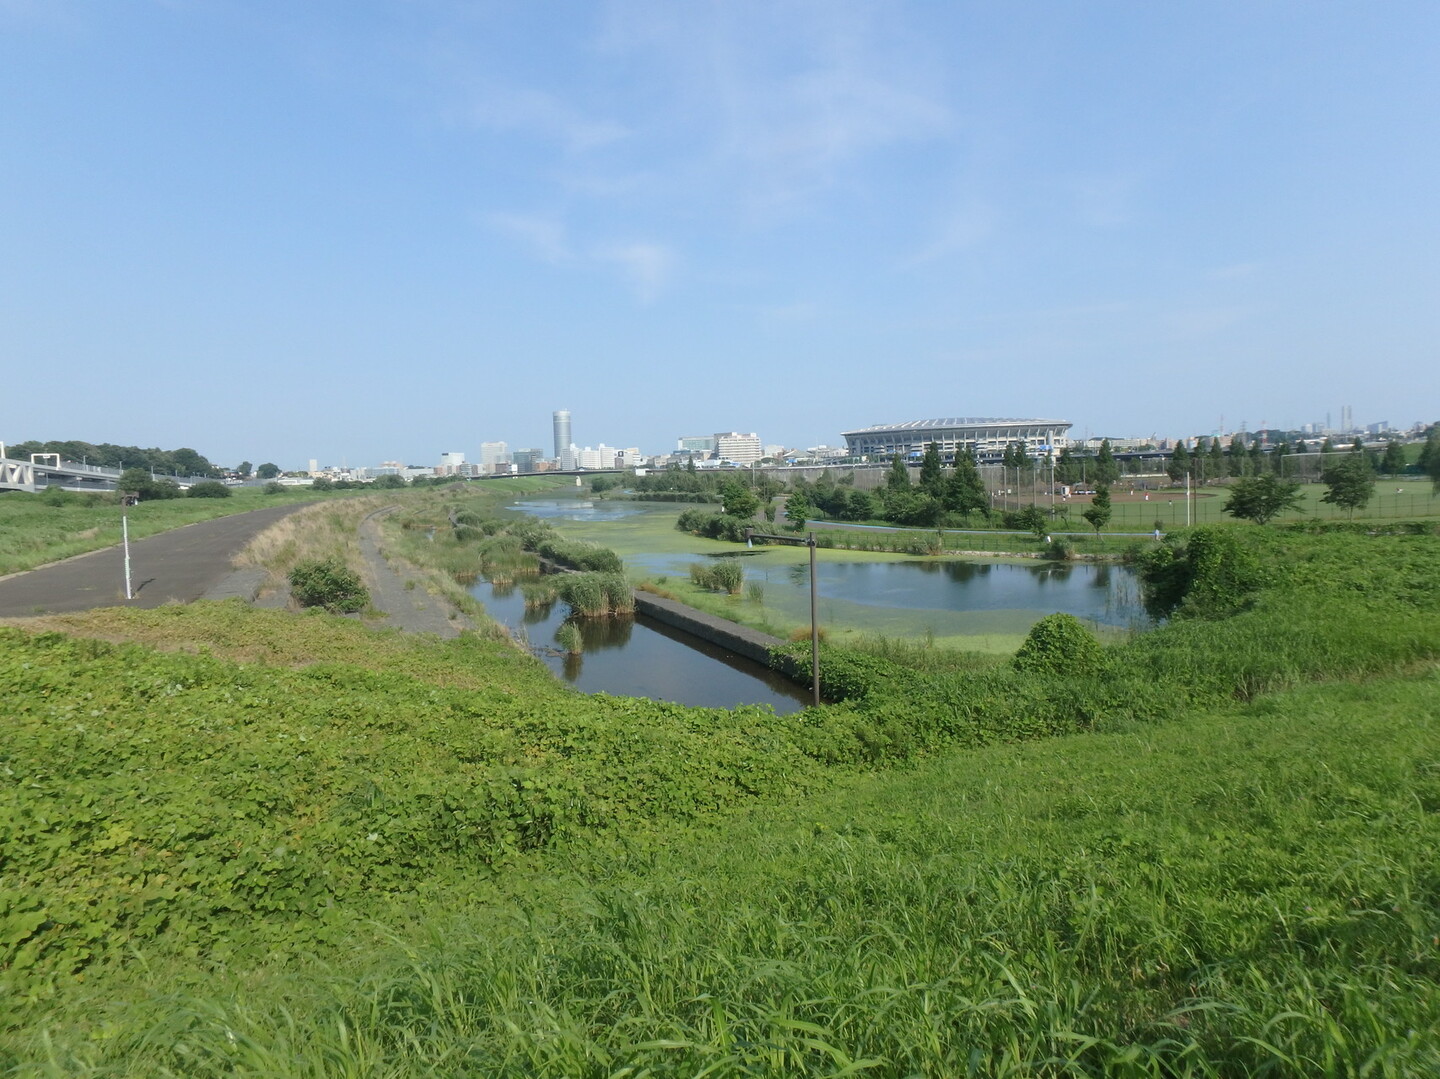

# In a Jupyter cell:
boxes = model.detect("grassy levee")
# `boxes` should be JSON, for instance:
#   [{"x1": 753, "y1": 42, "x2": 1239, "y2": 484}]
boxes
[
  {"x1": 0, "y1": 487, "x2": 332, "y2": 578},
  {"x1": 3, "y1": 513, "x2": 1440, "y2": 1074}
]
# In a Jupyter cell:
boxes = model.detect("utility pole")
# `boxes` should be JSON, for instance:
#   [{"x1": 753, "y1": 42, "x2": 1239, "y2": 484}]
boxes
[{"x1": 746, "y1": 528, "x2": 821, "y2": 707}]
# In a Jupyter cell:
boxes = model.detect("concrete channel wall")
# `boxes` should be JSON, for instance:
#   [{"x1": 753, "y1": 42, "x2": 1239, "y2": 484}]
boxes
[
  {"x1": 536, "y1": 555, "x2": 790, "y2": 671},
  {"x1": 632, "y1": 590, "x2": 784, "y2": 667}
]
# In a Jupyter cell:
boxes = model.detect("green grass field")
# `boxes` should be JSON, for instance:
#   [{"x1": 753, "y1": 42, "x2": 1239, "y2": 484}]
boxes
[{"x1": 1000, "y1": 476, "x2": 1440, "y2": 532}]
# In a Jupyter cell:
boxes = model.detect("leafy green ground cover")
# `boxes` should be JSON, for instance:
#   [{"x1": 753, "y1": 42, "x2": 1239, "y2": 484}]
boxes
[{"x1": 2, "y1": 520, "x2": 1439, "y2": 1074}]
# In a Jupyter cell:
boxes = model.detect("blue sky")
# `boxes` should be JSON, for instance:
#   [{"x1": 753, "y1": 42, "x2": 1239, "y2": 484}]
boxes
[{"x1": 3, "y1": 1, "x2": 1437, "y2": 470}]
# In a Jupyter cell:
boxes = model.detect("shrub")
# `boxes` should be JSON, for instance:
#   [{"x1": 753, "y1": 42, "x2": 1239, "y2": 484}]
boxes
[
  {"x1": 116, "y1": 467, "x2": 182, "y2": 501},
  {"x1": 1138, "y1": 526, "x2": 1265, "y2": 620},
  {"x1": 288, "y1": 558, "x2": 370, "y2": 613},
  {"x1": 1043, "y1": 536, "x2": 1075, "y2": 561},
  {"x1": 675, "y1": 511, "x2": 754, "y2": 543},
  {"x1": 186, "y1": 481, "x2": 232, "y2": 499},
  {"x1": 264, "y1": 481, "x2": 286, "y2": 494},
  {"x1": 1012, "y1": 612, "x2": 1104, "y2": 676}
]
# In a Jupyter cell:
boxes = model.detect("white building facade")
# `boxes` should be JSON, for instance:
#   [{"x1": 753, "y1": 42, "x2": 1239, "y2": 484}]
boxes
[
  {"x1": 841, "y1": 418, "x2": 1072, "y2": 462},
  {"x1": 713, "y1": 431, "x2": 762, "y2": 464}
]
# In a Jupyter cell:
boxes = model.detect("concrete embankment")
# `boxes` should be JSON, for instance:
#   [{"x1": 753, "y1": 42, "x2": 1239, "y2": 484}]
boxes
[
  {"x1": 535, "y1": 556, "x2": 795, "y2": 675},
  {"x1": 631, "y1": 590, "x2": 785, "y2": 667}
]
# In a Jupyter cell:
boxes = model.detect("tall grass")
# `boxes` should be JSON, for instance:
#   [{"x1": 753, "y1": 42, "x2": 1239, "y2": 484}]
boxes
[
  {"x1": 238, "y1": 496, "x2": 384, "y2": 598},
  {"x1": 689, "y1": 558, "x2": 744, "y2": 593},
  {"x1": 556, "y1": 572, "x2": 634, "y2": 617}
]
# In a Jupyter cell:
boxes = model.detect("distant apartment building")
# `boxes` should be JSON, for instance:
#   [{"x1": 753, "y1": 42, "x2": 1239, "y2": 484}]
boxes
[
  {"x1": 713, "y1": 432, "x2": 762, "y2": 465},
  {"x1": 438, "y1": 451, "x2": 466, "y2": 475},
  {"x1": 577, "y1": 444, "x2": 624, "y2": 470},
  {"x1": 479, "y1": 441, "x2": 509, "y2": 474},
  {"x1": 677, "y1": 435, "x2": 716, "y2": 455}
]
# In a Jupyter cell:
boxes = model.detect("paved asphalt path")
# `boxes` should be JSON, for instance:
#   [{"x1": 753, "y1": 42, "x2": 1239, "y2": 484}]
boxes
[{"x1": 0, "y1": 503, "x2": 308, "y2": 617}]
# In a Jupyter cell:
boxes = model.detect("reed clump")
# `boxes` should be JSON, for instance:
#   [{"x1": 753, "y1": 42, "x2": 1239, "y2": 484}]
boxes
[
  {"x1": 689, "y1": 558, "x2": 744, "y2": 594},
  {"x1": 557, "y1": 572, "x2": 635, "y2": 617}
]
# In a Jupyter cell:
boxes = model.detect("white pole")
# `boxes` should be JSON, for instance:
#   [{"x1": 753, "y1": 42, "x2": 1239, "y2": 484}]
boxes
[{"x1": 122, "y1": 511, "x2": 133, "y2": 600}]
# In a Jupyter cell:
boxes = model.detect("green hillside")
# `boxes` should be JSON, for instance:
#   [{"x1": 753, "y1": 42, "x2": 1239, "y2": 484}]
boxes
[{"x1": 3, "y1": 519, "x2": 1439, "y2": 1075}]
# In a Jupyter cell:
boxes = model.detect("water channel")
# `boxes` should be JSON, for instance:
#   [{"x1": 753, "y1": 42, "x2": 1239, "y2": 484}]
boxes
[
  {"x1": 473, "y1": 496, "x2": 1148, "y2": 712},
  {"x1": 471, "y1": 578, "x2": 813, "y2": 714}
]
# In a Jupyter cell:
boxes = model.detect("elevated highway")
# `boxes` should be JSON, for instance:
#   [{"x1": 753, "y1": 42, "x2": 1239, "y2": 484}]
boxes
[
  {"x1": 0, "y1": 452, "x2": 214, "y2": 494},
  {"x1": 0, "y1": 453, "x2": 122, "y2": 494}
]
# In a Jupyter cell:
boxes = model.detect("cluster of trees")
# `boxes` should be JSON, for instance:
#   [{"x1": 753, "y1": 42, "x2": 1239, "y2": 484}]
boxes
[
  {"x1": 787, "y1": 444, "x2": 990, "y2": 529},
  {"x1": 115, "y1": 468, "x2": 232, "y2": 502},
  {"x1": 232, "y1": 461, "x2": 281, "y2": 480},
  {"x1": 633, "y1": 461, "x2": 785, "y2": 502},
  {"x1": 1420, "y1": 424, "x2": 1440, "y2": 491},
  {"x1": 1052, "y1": 440, "x2": 1122, "y2": 486},
  {"x1": 1172, "y1": 433, "x2": 1415, "y2": 484},
  {"x1": 10, "y1": 440, "x2": 220, "y2": 477}
]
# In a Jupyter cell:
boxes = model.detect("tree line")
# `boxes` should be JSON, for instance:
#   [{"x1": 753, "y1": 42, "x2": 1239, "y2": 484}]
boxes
[{"x1": 8, "y1": 439, "x2": 220, "y2": 477}]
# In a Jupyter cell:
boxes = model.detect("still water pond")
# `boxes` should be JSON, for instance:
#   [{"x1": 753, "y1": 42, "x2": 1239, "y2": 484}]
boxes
[
  {"x1": 486, "y1": 495, "x2": 1147, "y2": 709},
  {"x1": 514, "y1": 497, "x2": 1147, "y2": 640},
  {"x1": 470, "y1": 578, "x2": 811, "y2": 714}
]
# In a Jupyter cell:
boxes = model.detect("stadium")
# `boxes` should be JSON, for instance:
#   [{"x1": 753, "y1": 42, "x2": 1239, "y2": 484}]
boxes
[{"x1": 841, "y1": 417, "x2": 1073, "y2": 462}]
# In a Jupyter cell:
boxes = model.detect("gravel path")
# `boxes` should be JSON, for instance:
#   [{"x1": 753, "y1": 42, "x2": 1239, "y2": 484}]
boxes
[{"x1": 356, "y1": 507, "x2": 473, "y2": 637}]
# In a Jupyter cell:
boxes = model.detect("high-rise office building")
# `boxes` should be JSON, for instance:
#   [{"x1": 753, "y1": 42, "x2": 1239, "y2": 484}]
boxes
[
  {"x1": 553, "y1": 410, "x2": 572, "y2": 461},
  {"x1": 512, "y1": 448, "x2": 544, "y2": 473}
]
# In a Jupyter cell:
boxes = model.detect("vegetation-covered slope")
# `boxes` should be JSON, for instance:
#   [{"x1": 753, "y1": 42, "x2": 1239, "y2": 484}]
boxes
[{"x1": 3, "y1": 520, "x2": 1438, "y2": 1074}]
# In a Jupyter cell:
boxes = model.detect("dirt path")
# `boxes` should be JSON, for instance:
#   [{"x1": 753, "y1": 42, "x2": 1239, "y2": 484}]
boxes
[{"x1": 355, "y1": 507, "x2": 473, "y2": 638}]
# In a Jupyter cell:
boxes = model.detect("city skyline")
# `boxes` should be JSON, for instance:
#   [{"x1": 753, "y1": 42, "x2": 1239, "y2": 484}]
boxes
[
  {"x1": 3, "y1": 396, "x2": 1421, "y2": 477},
  {"x1": 3, "y1": 4, "x2": 1438, "y2": 467}
]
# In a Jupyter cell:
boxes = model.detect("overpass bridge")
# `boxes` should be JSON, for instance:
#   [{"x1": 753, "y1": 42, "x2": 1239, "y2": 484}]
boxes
[
  {"x1": 0, "y1": 451, "x2": 217, "y2": 495},
  {"x1": 0, "y1": 452, "x2": 123, "y2": 494}
]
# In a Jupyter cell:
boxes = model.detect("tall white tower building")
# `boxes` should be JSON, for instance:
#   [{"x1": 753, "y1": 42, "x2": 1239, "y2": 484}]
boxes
[{"x1": 553, "y1": 410, "x2": 572, "y2": 461}]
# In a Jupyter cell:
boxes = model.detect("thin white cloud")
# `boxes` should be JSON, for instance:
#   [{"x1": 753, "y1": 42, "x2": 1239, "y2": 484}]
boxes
[
  {"x1": 598, "y1": 0, "x2": 952, "y2": 210},
  {"x1": 488, "y1": 214, "x2": 674, "y2": 302},
  {"x1": 486, "y1": 212, "x2": 574, "y2": 264},
  {"x1": 595, "y1": 241, "x2": 674, "y2": 304}
]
